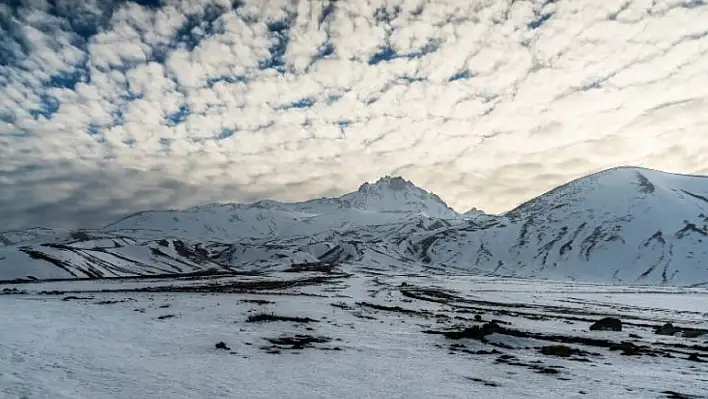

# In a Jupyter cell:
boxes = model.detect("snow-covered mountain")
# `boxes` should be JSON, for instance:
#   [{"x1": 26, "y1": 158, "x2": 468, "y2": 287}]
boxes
[
  {"x1": 0, "y1": 227, "x2": 61, "y2": 247},
  {"x1": 2, "y1": 167, "x2": 708, "y2": 286},
  {"x1": 423, "y1": 167, "x2": 708, "y2": 285},
  {"x1": 99, "y1": 176, "x2": 458, "y2": 241}
]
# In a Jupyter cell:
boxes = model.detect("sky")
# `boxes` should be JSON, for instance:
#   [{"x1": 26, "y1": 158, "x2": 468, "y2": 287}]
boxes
[{"x1": 2, "y1": 0, "x2": 708, "y2": 231}]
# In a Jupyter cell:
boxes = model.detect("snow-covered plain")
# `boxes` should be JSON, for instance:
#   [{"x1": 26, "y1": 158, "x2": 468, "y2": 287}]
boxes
[{"x1": 1, "y1": 266, "x2": 707, "y2": 399}]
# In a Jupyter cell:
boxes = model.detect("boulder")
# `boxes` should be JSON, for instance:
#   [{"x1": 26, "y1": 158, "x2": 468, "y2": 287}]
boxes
[
  {"x1": 589, "y1": 317, "x2": 622, "y2": 331},
  {"x1": 540, "y1": 345, "x2": 573, "y2": 357},
  {"x1": 609, "y1": 341, "x2": 640, "y2": 356},
  {"x1": 655, "y1": 323, "x2": 676, "y2": 336}
]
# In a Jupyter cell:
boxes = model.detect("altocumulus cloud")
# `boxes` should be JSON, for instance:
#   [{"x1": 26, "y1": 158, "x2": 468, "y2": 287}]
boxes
[{"x1": 2, "y1": 0, "x2": 708, "y2": 230}]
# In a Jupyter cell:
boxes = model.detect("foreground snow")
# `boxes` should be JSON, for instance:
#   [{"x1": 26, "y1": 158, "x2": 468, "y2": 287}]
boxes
[{"x1": 1, "y1": 267, "x2": 707, "y2": 399}]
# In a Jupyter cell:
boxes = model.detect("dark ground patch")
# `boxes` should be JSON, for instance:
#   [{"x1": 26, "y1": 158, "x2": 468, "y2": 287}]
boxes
[
  {"x1": 494, "y1": 354, "x2": 564, "y2": 375},
  {"x1": 356, "y1": 301, "x2": 431, "y2": 316},
  {"x1": 283, "y1": 262, "x2": 338, "y2": 273},
  {"x1": 62, "y1": 295, "x2": 94, "y2": 301},
  {"x1": 401, "y1": 286, "x2": 684, "y2": 332},
  {"x1": 424, "y1": 321, "x2": 503, "y2": 340},
  {"x1": 36, "y1": 274, "x2": 349, "y2": 296},
  {"x1": 240, "y1": 299, "x2": 275, "y2": 305},
  {"x1": 662, "y1": 391, "x2": 705, "y2": 399},
  {"x1": 1, "y1": 287, "x2": 27, "y2": 294},
  {"x1": 330, "y1": 301, "x2": 353, "y2": 310},
  {"x1": 95, "y1": 298, "x2": 134, "y2": 305},
  {"x1": 590, "y1": 317, "x2": 622, "y2": 331},
  {"x1": 464, "y1": 376, "x2": 500, "y2": 387},
  {"x1": 246, "y1": 313, "x2": 319, "y2": 323},
  {"x1": 424, "y1": 322, "x2": 668, "y2": 358},
  {"x1": 539, "y1": 345, "x2": 589, "y2": 358},
  {"x1": 261, "y1": 334, "x2": 333, "y2": 353},
  {"x1": 215, "y1": 341, "x2": 230, "y2": 350}
]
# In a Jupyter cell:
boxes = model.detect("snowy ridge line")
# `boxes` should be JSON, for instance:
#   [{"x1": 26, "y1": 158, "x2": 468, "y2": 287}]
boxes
[{"x1": 3, "y1": 166, "x2": 708, "y2": 285}]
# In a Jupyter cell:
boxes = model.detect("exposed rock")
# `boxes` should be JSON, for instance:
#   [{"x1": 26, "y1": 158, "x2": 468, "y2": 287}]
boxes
[
  {"x1": 540, "y1": 345, "x2": 574, "y2": 357},
  {"x1": 681, "y1": 329, "x2": 706, "y2": 339},
  {"x1": 264, "y1": 334, "x2": 331, "y2": 350},
  {"x1": 687, "y1": 353, "x2": 705, "y2": 362},
  {"x1": 465, "y1": 377, "x2": 500, "y2": 387},
  {"x1": 246, "y1": 313, "x2": 318, "y2": 323},
  {"x1": 441, "y1": 321, "x2": 503, "y2": 340},
  {"x1": 589, "y1": 317, "x2": 622, "y2": 331},
  {"x1": 609, "y1": 341, "x2": 640, "y2": 356},
  {"x1": 215, "y1": 341, "x2": 230, "y2": 350},
  {"x1": 61, "y1": 295, "x2": 93, "y2": 301},
  {"x1": 69, "y1": 231, "x2": 91, "y2": 241},
  {"x1": 655, "y1": 323, "x2": 677, "y2": 336},
  {"x1": 662, "y1": 390, "x2": 705, "y2": 399}
]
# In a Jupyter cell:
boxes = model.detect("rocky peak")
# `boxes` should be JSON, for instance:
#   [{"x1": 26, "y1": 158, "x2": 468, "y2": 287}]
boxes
[{"x1": 358, "y1": 176, "x2": 414, "y2": 193}]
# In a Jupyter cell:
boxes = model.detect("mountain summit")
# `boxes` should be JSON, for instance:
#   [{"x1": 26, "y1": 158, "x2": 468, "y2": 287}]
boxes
[
  {"x1": 338, "y1": 176, "x2": 456, "y2": 218},
  {"x1": 88, "y1": 176, "x2": 461, "y2": 242}
]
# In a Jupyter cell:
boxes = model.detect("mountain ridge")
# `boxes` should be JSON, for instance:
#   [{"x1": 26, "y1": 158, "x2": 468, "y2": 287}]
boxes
[
  {"x1": 96, "y1": 174, "x2": 458, "y2": 233},
  {"x1": 2, "y1": 166, "x2": 708, "y2": 286}
]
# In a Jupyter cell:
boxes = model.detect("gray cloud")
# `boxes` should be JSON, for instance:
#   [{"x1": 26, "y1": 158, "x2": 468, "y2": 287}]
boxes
[
  {"x1": 0, "y1": 160, "x2": 263, "y2": 231},
  {"x1": 2, "y1": 0, "x2": 708, "y2": 230}
]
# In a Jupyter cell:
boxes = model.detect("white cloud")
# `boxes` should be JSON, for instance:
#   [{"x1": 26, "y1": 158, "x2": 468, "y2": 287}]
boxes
[{"x1": 2, "y1": 0, "x2": 708, "y2": 230}]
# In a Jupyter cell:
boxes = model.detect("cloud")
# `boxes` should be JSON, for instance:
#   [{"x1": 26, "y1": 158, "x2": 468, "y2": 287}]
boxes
[
  {"x1": 0, "y1": 159, "x2": 265, "y2": 231},
  {"x1": 1, "y1": 0, "x2": 708, "y2": 230}
]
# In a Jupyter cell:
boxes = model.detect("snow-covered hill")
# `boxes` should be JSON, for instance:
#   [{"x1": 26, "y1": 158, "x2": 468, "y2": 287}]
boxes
[
  {"x1": 422, "y1": 167, "x2": 708, "y2": 285},
  {"x1": 2, "y1": 167, "x2": 708, "y2": 286},
  {"x1": 99, "y1": 176, "x2": 458, "y2": 241},
  {"x1": 0, "y1": 227, "x2": 61, "y2": 247}
]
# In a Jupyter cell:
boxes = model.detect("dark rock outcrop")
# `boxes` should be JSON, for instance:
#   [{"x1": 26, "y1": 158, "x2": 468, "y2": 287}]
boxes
[
  {"x1": 589, "y1": 317, "x2": 622, "y2": 331},
  {"x1": 655, "y1": 323, "x2": 677, "y2": 336}
]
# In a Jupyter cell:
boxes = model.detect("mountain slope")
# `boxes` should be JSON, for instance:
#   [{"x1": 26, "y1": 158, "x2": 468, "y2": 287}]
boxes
[
  {"x1": 99, "y1": 176, "x2": 458, "y2": 241},
  {"x1": 422, "y1": 167, "x2": 708, "y2": 284},
  {"x1": 0, "y1": 230, "x2": 235, "y2": 281},
  {"x1": 2, "y1": 167, "x2": 708, "y2": 286}
]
